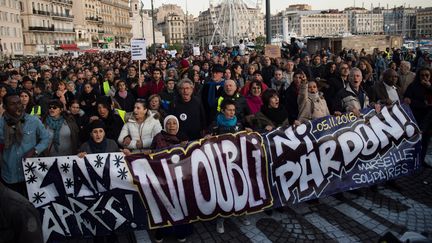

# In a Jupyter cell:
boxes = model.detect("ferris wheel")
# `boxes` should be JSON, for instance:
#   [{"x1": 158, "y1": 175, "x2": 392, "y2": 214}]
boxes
[{"x1": 209, "y1": 0, "x2": 262, "y2": 47}]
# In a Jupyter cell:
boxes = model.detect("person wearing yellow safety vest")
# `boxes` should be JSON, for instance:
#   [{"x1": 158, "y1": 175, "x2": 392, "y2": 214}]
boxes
[
  {"x1": 216, "y1": 79, "x2": 251, "y2": 126},
  {"x1": 84, "y1": 96, "x2": 124, "y2": 144},
  {"x1": 384, "y1": 47, "x2": 392, "y2": 61},
  {"x1": 113, "y1": 80, "x2": 135, "y2": 112},
  {"x1": 19, "y1": 90, "x2": 39, "y2": 117},
  {"x1": 101, "y1": 70, "x2": 116, "y2": 97}
]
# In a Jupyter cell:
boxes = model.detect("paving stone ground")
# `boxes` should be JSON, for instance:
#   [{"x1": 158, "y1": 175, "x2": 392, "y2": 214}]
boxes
[
  {"x1": 133, "y1": 167, "x2": 432, "y2": 243},
  {"x1": 64, "y1": 168, "x2": 432, "y2": 243}
]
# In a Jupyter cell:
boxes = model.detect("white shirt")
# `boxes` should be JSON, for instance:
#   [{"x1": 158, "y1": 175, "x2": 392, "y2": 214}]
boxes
[
  {"x1": 383, "y1": 82, "x2": 399, "y2": 103},
  {"x1": 239, "y1": 43, "x2": 246, "y2": 56}
]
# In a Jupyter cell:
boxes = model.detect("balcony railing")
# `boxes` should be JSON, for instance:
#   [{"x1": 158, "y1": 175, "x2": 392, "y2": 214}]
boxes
[
  {"x1": 54, "y1": 28, "x2": 75, "y2": 32},
  {"x1": 117, "y1": 23, "x2": 132, "y2": 28},
  {"x1": 32, "y1": 9, "x2": 51, "y2": 16},
  {"x1": 100, "y1": 0, "x2": 128, "y2": 10},
  {"x1": 85, "y1": 16, "x2": 101, "y2": 22},
  {"x1": 52, "y1": 12, "x2": 74, "y2": 18},
  {"x1": 28, "y1": 26, "x2": 54, "y2": 31},
  {"x1": 52, "y1": 0, "x2": 72, "y2": 5}
]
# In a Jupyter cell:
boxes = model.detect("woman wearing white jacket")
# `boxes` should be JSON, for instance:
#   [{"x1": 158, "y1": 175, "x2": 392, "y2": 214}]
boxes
[{"x1": 118, "y1": 99, "x2": 162, "y2": 153}]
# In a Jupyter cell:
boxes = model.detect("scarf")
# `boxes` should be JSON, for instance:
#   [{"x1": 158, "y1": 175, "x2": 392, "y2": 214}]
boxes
[
  {"x1": 207, "y1": 80, "x2": 224, "y2": 107},
  {"x1": 118, "y1": 90, "x2": 128, "y2": 99},
  {"x1": 261, "y1": 105, "x2": 288, "y2": 127},
  {"x1": 216, "y1": 113, "x2": 237, "y2": 127},
  {"x1": 3, "y1": 112, "x2": 25, "y2": 149},
  {"x1": 308, "y1": 92, "x2": 320, "y2": 102},
  {"x1": 46, "y1": 116, "x2": 64, "y2": 152},
  {"x1": 160, "y1": 130, "x2": 181, "y2": 146},
  {"x1": 88, "y1": 138, "x2": 108, "y2": 154},
  {"x1": 246, "y1": 95, "x2": 263, "y2": 114},
  {"x1": 349, "y1": 84, "x2": 365, "y2": 108}
]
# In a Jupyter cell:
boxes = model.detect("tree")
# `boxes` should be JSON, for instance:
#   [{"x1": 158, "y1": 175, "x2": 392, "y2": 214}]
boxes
[
  {"x1": 254, "y1": 35, "x2": 266, "y2": 53},
  {"x1": 167, "y1": 42, "x2": 183, "y2": 53}
]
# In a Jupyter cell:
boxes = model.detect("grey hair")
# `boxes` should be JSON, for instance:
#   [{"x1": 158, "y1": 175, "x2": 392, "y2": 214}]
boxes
[
  {"x1": 400, "y1": 61, "x2": 411, "y2": 69},
  {"x1": 224, "y1": 79, "x2": 237, "y2": 88},
  {"x1": 349, "y1": 67, "x2": 362, "y2": 81},
  {"x1": 177, "y1": 78, "x2": 194, "y2": 90}
]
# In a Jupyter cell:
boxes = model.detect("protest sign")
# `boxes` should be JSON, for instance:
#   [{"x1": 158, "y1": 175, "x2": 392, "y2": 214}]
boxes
[
  {"x1": 131, "y1": 39, "x2": 146, "y2": 60},
  {"x1": 24, "y1": 153, "x2": 148, "y2": 241},
  {"x1": 26, "y1": 104, "x2": 422, "y2": 241},
  {"x1": 264, "y1": 44, "x2": 281, "y2": 58},
  {"x1": 127, "y1": 132, "x2": 273, "y2": 228},
  {"x1": 193, "y1": 46, "x2": 200, "y2": 56}
]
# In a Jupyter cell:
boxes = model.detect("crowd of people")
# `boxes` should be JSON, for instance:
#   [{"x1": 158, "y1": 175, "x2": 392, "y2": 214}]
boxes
[{"x1": 0, "y1": 42, "x2": 431, "y2": 242}]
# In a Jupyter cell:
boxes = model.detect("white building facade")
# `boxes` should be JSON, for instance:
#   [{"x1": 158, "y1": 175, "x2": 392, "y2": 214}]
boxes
[
  {"x1": 0, "y1": 0, "x2": 23, "y2": 57},
  {"x1": 129, "y1": 0, "x2": 165, "y2": 46},
  {"x1": 285, "y1": 10, "x2": 349, "y2": 37},
  {"x1": 344, "y1": 8, "x2": 384, "y2": 35},
  {"x1": 21, "y1": 0, "x2": 75, "y2": 55}
]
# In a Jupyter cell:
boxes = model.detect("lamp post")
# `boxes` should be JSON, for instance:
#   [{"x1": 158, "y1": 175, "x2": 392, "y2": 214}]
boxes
[
  {"x1": 265, "y1": 0, "x2": 271, "y2": 44},
  {"x1": 0, "y1": 38, "x2": 3, "y2": 61},
  {"x1": 139, "y1": 3, "x2": 144, "y2": 39},
  {"x1": 151, "y1": 0, "x2": 156, "y2": 55},
  {"x1": 185, "y1": 0, "x2": 189, "y2": 45}
]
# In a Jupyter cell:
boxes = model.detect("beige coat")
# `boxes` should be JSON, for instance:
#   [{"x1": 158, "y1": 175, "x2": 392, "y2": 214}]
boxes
[{"x1": 297, "y1": 81, "x2": 330, "y2": 123}]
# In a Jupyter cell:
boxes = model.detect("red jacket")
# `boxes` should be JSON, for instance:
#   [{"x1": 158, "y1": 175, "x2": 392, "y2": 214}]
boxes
[{"x1": 146, "y1": 79, "x2": 165, "y2": 96}]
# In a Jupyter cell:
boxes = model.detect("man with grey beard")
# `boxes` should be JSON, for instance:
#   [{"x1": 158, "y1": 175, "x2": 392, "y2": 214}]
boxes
[
  {"x1": 398, "y1": 61, "x2": 416, "y2": 96},
  {"x1": 283, "y1": 60, "x2": 295, "y2": 86}
]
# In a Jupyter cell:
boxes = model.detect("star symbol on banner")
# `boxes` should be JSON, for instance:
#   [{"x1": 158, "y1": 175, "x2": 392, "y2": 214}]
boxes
[
  {"x1": 114, "y1": 155, "x2": 124, "y2": 168},
  {"x1": 64, "y1": 178, "x2": 74, "y2": 189},
  {"x1": 60, "y1": 163, "x2": 71, "y2": 173},
  {"x1": 32, "y1": 191, "x2": 46, "y2": 204},
  {"x1": 24, "y1": 162, "x2": 36, "y2": 174},
  {"x1": 26, "y1": 174, "x2": 37, "y2": 184},
  {"x1": 38, "y1": 162, "x2": 48, "y2": 172},
  {"x1": 117, "y1": 167, "x2": 128, "y2": 180},
  {"x1": 94, "y1": 155, "x2": 104, "y2": 168}
]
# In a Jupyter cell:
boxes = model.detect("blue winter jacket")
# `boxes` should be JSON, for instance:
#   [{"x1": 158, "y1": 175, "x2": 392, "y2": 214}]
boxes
[{"x1": 0, "y1": 114, "x2": 51, "y2": 184}]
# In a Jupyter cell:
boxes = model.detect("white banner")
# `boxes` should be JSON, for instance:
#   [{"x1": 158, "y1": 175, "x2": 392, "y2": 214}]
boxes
[{"x1": 131, "y1": 39, "x2": 146, "y2": 60}]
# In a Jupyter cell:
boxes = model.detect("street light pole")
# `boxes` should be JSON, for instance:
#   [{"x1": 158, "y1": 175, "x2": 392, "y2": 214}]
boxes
[
  {"x1": 151, "y1": 0, "x2": 156, "y2": 56},
  {"x1": 0, "y1": 38, "x2": 3, "y2": 61},
  {"x1": 139, "y1": 3, "x2": 144, "y2": 39},
  {"x1": 265, "y1": 0, "x2": 271, "y2": 44},
  {"x1": 186, "y1": 0, "x2": 189, "y2": 45}
]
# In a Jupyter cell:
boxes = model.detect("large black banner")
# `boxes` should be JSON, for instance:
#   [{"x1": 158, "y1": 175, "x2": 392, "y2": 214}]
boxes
[{"x1": 25, "y1": 104, "x2": 422, "y2": 241}]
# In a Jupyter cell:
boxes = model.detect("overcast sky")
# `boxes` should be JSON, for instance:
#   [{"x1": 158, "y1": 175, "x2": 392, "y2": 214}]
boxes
[{"x1": 146, "y1": 0, "x2": 431, "y2": 16}]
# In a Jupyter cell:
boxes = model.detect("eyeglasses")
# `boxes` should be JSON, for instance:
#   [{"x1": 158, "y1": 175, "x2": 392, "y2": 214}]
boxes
[{"x1": 49, "y1": 105, "x2": 60, "y2": 110}]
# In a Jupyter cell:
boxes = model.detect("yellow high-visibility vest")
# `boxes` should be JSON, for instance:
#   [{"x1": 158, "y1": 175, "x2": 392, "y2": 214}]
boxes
[
  {"x1": 30, "y1": 105, "x2": 41, "y2": 117},
  {"x1": 216, "y1": 94, "x2": 240, "y2": 112},
  {"x1": 217, "y1": 96, "x2": 224, "y2": 112},
  {"x1": 115, "y1": 108, "x2": 126, "y2": 123},
  {"x1": 103, "y1": 81, "x2": 110, "y2": 95}
]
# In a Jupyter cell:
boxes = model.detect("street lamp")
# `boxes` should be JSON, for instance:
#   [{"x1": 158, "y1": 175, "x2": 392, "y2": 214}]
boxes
[
  {"x1": 185, "y1": 0, "x2": 189, "y2": 45},
  {"x1": 0, "y1": 38, "x2": 3, "y2": 61},
  {"x1": 139, "y1": 3, "x2": 145, "y2": 39},
  {"x1": 265, "y1": 0, "x2": 271, "y2": 44},
  {"x1": 151, "y1": 0, "x2": 156, "y2": 55}
]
